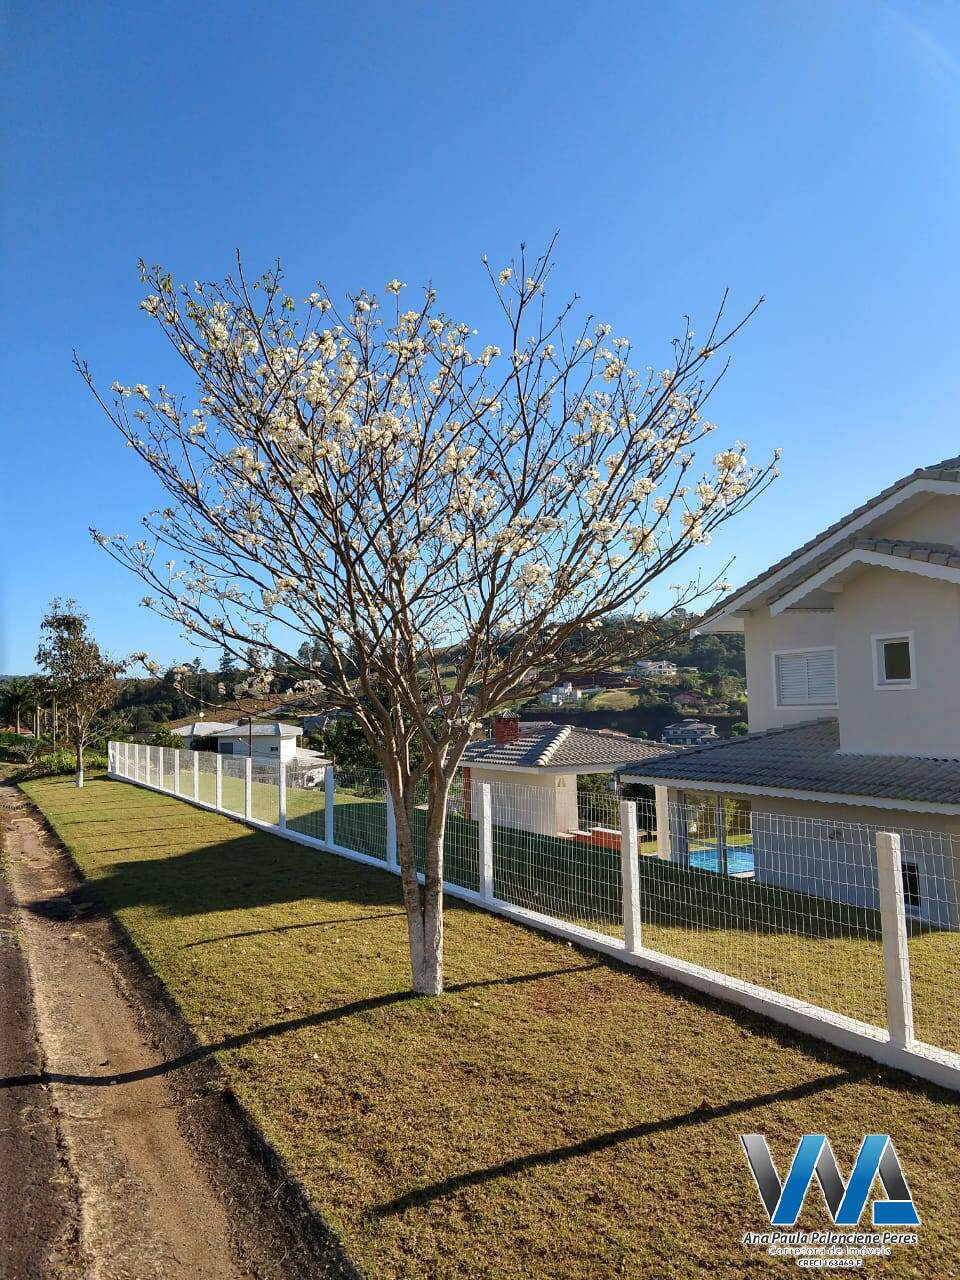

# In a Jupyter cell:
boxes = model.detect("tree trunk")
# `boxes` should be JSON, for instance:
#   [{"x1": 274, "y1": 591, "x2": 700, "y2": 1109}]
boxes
[
  {"x1": 15, "y1": 709, "x2": 21, "y2": 735},
  {"x1": 391, "y1": 774, "x2": 449, "y2": 995},
  {"x1": 74, "y1": 736, "x2": 84, "y2": 788}
]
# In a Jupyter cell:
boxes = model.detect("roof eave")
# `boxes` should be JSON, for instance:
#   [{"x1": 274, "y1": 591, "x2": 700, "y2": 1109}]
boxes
[
  {"x1": 616, "y1": 769, "x2": 960, "y2": 815},
  {"x1": 769, "y1": 549, "x2": 960, "y2": 616},
  {"x1": 697, "y1": 475, "x2": 960, "y2": 627}
]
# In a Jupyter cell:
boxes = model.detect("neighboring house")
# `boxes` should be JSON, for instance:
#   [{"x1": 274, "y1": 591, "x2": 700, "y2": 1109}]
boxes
[
  {"x1": 631, "y1": 659, "x2": 678, "y2": 679},
  {"x1": 171, "y1": 720, "x2": 237, "y2": 750},
  {"x1": 662, "y1": 721, "x2": 718, "y2": 747},
  {"x1": 537, "y1": 682, "x2": 582, "y2": 707},
  {"x1": 619, "y1": 455, "x2": 960, "y2": 925},
  {"x1": 462, "y1": 714, "x2": 673, "y2": 838},
  {"x1": 214, "y1": 721, "x2": 303, "y2": 762}
]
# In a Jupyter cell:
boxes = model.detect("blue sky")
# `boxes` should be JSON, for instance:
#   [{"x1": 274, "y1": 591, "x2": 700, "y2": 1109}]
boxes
[{"x1": 3, "y1": 0, "x2": 960, "y2": 672}]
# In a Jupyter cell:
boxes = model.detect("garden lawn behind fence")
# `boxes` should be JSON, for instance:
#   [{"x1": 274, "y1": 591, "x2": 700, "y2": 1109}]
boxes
[{"x1": 20, "y1": 773, "x2": 960, "y2": 1280}]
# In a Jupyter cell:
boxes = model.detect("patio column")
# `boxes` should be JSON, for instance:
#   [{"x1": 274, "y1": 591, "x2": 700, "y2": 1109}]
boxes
[{"x1": 716, "y1": 796, "x2": 729, "y2": 876}]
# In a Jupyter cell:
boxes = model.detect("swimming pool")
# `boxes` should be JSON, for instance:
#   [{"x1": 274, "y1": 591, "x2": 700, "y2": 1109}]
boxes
[{"x1": 688, "y1": 844, "x2": 755, "y2": 875}]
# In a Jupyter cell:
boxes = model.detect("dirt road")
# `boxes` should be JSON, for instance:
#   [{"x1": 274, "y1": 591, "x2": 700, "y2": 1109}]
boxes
[{"x1": 0, "y1": 779, "x2": 357, "y2": 1280}]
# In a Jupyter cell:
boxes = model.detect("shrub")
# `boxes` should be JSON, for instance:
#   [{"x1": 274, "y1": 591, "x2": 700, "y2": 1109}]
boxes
[{"x1": 27, "y1": 749, "x2": 108, "y2": 777}]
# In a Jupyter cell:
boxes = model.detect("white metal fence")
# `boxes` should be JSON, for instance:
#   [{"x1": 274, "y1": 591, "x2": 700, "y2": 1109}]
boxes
[{"x1": 107, "y1": 741, "x2": 960, "y2": 1092}]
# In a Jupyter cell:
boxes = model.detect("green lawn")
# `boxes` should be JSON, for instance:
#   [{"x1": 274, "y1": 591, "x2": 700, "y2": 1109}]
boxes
[
  {"x1": 17, "y1": 773, "x2": 960, "y2": 1279},
  {"x1": 123, "y1": 766, "x2": 960, "y2": 1053}
]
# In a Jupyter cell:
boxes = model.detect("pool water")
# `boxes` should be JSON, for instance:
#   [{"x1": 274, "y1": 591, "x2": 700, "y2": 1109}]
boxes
[{"x1": 688, "y1": 844, "x2": 755, "y2": 875}]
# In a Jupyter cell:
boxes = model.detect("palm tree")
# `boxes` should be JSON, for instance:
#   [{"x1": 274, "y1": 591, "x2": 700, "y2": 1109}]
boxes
[{"x1": 1, "y1": 677, "x2": 38, "y2": 736}]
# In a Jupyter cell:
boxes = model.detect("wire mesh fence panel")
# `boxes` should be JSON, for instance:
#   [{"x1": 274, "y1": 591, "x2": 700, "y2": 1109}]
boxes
[
  {"x1": 220, "y1": 756, "x2": 246, "y2": 816},
  {"x1": 576, "y1": 780, "x2": 622, "y2": 832},
  {"x1": 250, "y1": 759, "x2": 280, "y2": 826},
  {"x1": 639, "y1": 802, "x2": 887, "y2": 1028},
  {"x1": 193, "y1": 752, "x2": 215, "y2": 803},
  {"x1": 284, "y1": 759, "x2": 327, "y2": 841},
  {"x1": 175, "y1": 749, "x2": 194, "y2": 798},
  {"x1": 334, "y1": 767, "x2": 388, "y2": 859},
  {"x1": 485, "y1": 781, "x2": 624, "y2": 936},
  {"x1": 441, "y1": 772, "x2": 480, "y2": 891},
  {"x1": 900, "y1": 826, "x2": 960, "y2": 1055}
]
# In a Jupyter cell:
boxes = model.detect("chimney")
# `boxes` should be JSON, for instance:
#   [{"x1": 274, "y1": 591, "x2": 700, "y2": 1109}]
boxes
[{"x1": 493, "y1": 712, "x2": 520, "y2": 744}]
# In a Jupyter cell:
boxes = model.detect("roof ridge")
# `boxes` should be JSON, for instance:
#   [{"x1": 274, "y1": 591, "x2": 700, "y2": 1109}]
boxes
[
  {"x1": 700, "y1": 457, "x2": 960, "y2": 624},
  {"x1": 537, "y1": 725, "x2": 572, "y2": 765}
]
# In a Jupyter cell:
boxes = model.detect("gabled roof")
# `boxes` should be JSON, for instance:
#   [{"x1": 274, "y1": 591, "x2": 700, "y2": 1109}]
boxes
[
  {"x1": 618, "y1": 718, "x2": 960, "y2": 811},
  {"x1": 765, "y1": 536, "x2": 960, "y2": 615},
  {"x1": 216, "y1": 721, "x2": 301, "y2": 738},
  {"x1": 700, "y1": 455, "x2": 960, "y2": 630},
  {"x1": 463, "y1": 725, "x2": 673, "y2": 771},
  {"x1": 172, "y1": 720, "x2": 237, "y2": 738}
]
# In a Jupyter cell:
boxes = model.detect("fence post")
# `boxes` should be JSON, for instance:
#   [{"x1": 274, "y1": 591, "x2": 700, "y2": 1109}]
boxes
[
  {"x1": 654, "y1": 785, "x2": 670, "y2": 859},
  {"x1": 621, "y1": 800, "x2": 642, "y2": 953},
  {"x1": 215, "y1": 754, "x2": 223, "y2": 810},
  {"x1": 134, "y1": 742, "x2": 141, "y2": 782},
  {"x1": 244, "y1": 756, "x2": 253, "y2": 820},
  {"x1": 386, "y1": 789, "x2": 398, "y2": 869},
  {"x1": 192, "y1": 752, "x2": 199, "y2": 801},
  {"x1": 173, "y1": 749, "x2": 180, "y2": 795},
  {"x1": 478, "y1": 782, "x2": 494, "y2": 902},
  {"x1": 324, "y1": 765, "x2": 335, "y2": 846},
  {"x1": 278, "y1": 759, "x2": 287, "y2": 830},
  {"x1": 876, "y1": 831, "x2": 915, "y2": 1048}
]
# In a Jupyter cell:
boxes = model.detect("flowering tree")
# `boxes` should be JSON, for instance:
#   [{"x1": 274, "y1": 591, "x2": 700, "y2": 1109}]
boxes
[
  {"x1": 35, "y1": 600, "x2": 126, "y2": 787},
  {"x1": 81, "y1": 243, "x2": 776, "y2": 993}
]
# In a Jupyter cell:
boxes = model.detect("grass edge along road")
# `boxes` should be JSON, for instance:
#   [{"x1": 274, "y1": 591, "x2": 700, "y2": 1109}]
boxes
[{"x1": 20, "y1": 773, "x2": 960, "y2": 1280}]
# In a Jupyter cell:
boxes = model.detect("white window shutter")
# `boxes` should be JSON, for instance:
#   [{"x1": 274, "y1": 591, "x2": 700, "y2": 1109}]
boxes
[
  {"x1": 776, "y1": 653, "x2": 807, "y2": 704},
  {"x1": 776, "y1": 650, "x2": 836, "y2": 706},
  {"x1": 805, "y1": 648, "x2": 837, "y2": 703}
]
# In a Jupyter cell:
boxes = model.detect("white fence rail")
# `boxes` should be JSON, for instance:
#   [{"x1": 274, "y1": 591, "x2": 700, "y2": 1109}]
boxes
[{"x1": 107, "y1": 741, "x2": 960, "y2": 1092}]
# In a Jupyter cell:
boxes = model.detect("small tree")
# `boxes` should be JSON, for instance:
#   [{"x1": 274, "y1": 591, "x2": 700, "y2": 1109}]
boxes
[
  {"x1": 82, "y1": 242, "x2": 776, "y2": 992},
  {"x1": 35, "y1": 600, "x2": 125, "y2": 787},
  {"x1": 1, "y1": 677, "x2": 39, "y2": 736}
]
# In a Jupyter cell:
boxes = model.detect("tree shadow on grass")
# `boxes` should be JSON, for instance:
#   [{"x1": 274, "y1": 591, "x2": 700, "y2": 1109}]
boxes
[
  {"x1": 370, "y1": 1067, "x2": 872, "y2": 1218},
  {"x1": 0, "y1": 962, "x2": 601, "y2": 1090},
  {"x1": 25, "y1": 827, "x2": 407, "y2": 922}
]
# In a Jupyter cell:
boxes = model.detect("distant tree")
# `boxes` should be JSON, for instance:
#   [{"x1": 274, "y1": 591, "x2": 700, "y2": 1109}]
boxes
[
  {"x1": 0, "y1": 677, "x2": 39, "y2": 736},
  {"x1": 85, "y1": 242, "x2": 776, "y2": 993},
  {"x1": 35, "y1": 600, "x2": 126, "y2": 786},
  {"x1": 318, "y1": 717, "x2": 380, "y2": 769},
  {"x1": 149, "y1": 726, "x2": 181, "y2": 748}
]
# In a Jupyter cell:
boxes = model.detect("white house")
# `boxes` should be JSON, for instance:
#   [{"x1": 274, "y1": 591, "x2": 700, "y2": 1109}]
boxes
[
  {"x1": 214, "y1": 721, "x2": 303, "y2": 762},
  {"x1": 631, "y1": 659, "x2": 678, "y2": 679},
  {"x1": 661, "y1": 720, "x2": 718, "y2": 746},
  {"x1": 619, "y1": 455, "x2": 960, "y2": 926},
  {"x1": 462, "y1": 714, "x2": 672, "y2": 838},
  {"x1": 536, "y1": 682, "x2": 583, "y2": 707},
  {"x1": 171, "y1": 720, "x2": 238, "y2": 750}
]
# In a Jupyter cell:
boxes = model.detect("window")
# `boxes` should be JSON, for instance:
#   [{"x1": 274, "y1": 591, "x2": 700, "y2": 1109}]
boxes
[
  {"x1": 874, "y1": 633, "x2": 915, "y2": 688},
  {"x1": 902, "y1": 861, "x2": 922, "y2": 914},
  {"x1": 774, "y1": 648, "x2": 837, "y2": 706}
]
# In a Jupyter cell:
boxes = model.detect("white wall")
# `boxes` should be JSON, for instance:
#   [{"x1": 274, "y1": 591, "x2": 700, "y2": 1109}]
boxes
[
  {"x1": 833, "y1": 567, "x2": 960, "y2": 758},
  {"x1": 219, "y1": 735, "x2": 299, "y2": 762},
  {"x1": 743, "y1": 609, "x2": 836, "y2": 732},
  {"x1": 872, "y1": 493, "x2": 960, "y2": 544},
  {"x1": 468, "y1": 767, "x2": 580, "y2": 836}
]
